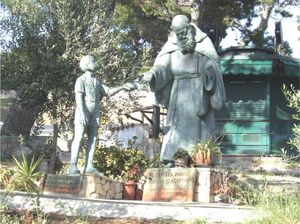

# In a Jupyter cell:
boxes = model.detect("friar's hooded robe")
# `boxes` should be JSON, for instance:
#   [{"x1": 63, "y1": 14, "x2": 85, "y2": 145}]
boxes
[{"x1": 148, "y1": 24, "x2": 226, "y2": 162}]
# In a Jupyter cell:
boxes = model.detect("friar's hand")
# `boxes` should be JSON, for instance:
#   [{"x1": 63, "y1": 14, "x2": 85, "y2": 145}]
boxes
[
  {"x1": 123, "y1": 82, "x2": 138, "y2": 91},
  {"x1": 141, "y1": 72, "x2": 154, "y2": 84}
]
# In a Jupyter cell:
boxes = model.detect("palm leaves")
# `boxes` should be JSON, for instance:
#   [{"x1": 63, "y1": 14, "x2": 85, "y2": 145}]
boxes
[{"x1": 6, "y1": 152, "x2": 44, "y2": 193}]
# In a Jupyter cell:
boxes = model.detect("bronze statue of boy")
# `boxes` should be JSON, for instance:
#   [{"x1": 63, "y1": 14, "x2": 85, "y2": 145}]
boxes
[{"x1": 69, "y1": 55, "x2": 136, "y2": 175}]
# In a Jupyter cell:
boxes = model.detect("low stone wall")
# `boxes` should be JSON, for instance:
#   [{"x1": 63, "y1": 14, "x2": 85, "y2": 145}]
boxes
[
  {"x1": 79, "y1": 174, "x2": 123, "y2": 199},
  {"x1": 0, "y1": 136, "x2": 22, "y2": 159},
  {"x1": 0, "y1": 135, "x2": 50, "y2": 160},
  {"x1": 220, "y1": 156, "x2": 292, "y2": 174}
]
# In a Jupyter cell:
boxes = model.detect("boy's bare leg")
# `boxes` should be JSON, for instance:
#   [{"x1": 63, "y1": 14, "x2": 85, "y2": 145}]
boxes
[
  {"x1": 69, "y1": 124, "x2": 85, "y2": 174},
  {"x1": 85, "y1": 126, "x2": 103, "y2": 174}
]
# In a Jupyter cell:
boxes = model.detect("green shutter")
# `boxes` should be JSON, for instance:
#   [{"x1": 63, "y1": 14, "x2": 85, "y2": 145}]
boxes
[
  {"x1": 215, "y1": 79, "x2": 270, "y2": 155},
  {"x1": 216, "y1": 121, "x2": 270, "y2": 155},
  {"x1": 215, "y1": 80, "x2": 268, "y2": 120}
]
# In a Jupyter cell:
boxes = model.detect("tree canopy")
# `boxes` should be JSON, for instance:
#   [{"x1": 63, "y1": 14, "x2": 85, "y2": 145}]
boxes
[{"x1": 1, "y1": 0, "x2": 299, "y2": 137}]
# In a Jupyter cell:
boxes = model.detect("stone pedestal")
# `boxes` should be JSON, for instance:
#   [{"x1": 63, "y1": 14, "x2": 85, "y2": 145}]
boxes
[
  {"x1": 44, "y1": 174, "x2": 82, "y2": 194},
  {"x1": 193, "y1": 168, "x2": 224, "y2": 203},
  {"x1": 194, "y1": 168, "x2": 210, "y2": 203},
  {"x1": 79, "y1": 174, "x2": 122, "y2": 199},
  {"x1": 142, "y1": 168, "x2": 197, "y2": 202},
  {"x1": 142, "y1": 168, "x2": 224, "y2": 203},
  {"x1": 209, "y1": 169, "x2": 225, "y2": 202},
  {"x1": 43, "y1": 174, "x2": 123, "y2": 199}
]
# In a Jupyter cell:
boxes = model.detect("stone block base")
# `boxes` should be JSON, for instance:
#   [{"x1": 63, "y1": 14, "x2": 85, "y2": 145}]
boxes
[
  {"x1": 79, "y1": 174, "x2": 123, "y2": 199},
  {"x1": 142, "y1": 168, "x2": 196, "y2": 202},
  {"x1": 141, "y1": 168, "x2": 224, "y2": 203},
  {"x1": 43, "y1": 174, "x2": 122, "y2": 199},
  {"x1": 193, "y1": 168, "x2": 224, "y2": 203}
]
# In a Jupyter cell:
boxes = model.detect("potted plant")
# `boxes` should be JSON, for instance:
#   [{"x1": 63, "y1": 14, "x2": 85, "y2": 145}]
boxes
[
  {"x1": 120, "y1": 148, "x2": 149, "y2": 200},
  {"x1": 121, "y1": 165, "x2": 140, "y2": 200},
  {"x1": 191, "y1": 136, "x2": 222, "y2": 167},
  {"x1": 173, "y1": 148, "x2": 191, "y2": 168},
  {"x1": 93, "y1": 138, "x2": 153, "y2": 200}
]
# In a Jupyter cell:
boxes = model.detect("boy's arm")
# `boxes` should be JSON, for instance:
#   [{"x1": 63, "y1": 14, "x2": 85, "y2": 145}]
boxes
[
  {"x1": 75, "y1": 78, "x2": 88, "y2": 125},
  {"x1": 105, "y1": 83, "x2": 137, "y2": 97}
]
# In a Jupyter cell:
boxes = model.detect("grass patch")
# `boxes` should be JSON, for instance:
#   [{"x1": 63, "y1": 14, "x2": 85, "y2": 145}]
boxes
[{"x1": 246, "y1": 192, "x2": 300, "y2": 224}]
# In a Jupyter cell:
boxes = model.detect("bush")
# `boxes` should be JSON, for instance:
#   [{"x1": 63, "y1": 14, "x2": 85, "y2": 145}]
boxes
[
  {"x1": 0, "y1": 167, "x2": 15, "y2": 189},
  {"x1": 282, "y1": 84, "x2": 300, "y2": 157},
  {"x1": 6, "y1": 152, "x2": 44, "y2": 193},
  {"x1": 93, "y1": 145, "x2": 153, "y2": 182}
]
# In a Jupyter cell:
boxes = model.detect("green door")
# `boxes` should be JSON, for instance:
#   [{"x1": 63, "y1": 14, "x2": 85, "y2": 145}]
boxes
[{"x1": 215, "y1": 79, "x2": 270, "y2": 155}]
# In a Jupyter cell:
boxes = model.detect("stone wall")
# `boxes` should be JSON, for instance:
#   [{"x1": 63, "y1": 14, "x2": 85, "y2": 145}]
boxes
[
  {"x1": 79, "y1": 174, "x2": 123, "y2": 199},
  {"x1": 0, "y1": 136, "x2": 25, "y2": 160},
  {"x1": 0, "y1": 135, "x2": 50, "y2": 160}
]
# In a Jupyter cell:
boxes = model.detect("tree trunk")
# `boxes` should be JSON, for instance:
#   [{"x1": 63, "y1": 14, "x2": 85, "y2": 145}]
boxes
[
  {"x1": 48, "y1": 122, "x2": 58, "y2": 174},
  {"x1": 48, "y1": 95, "x2": 58, "y2": 174},
  {"x1": 1, "y1": 102, "x2": 41, "y2": 137},
  {"x1": 250, "y1": 3, "x2": 274, "y2": 46}
]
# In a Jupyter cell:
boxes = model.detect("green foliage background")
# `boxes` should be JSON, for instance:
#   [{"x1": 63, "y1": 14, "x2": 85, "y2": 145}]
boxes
[
  {"x1": 1, "y1": 0, "x2": 299, "y2": 136},
  {"x1": 93, "y1": 145, "x2": 152, "y2": 181},
  {"x1": 282, "y1": 84, "x2": 300, "y2": 155}
]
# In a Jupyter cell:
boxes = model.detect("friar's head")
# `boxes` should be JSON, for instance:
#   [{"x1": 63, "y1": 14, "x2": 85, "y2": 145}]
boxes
[{"x1": 171, "y1": 15, "x2": 196, "y2": 54}]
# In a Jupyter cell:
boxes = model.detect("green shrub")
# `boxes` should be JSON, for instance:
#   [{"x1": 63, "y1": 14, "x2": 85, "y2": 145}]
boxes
[
  {"x1": 93, "y1": 144, "x2": 155, "y2": 182},
  {"x1": 282, "y1": 84, "x2": 300, "y2": 157},
  {"x1": 6, "y1": 152, "x2": 44, "y2": 193},
  {"x1": 0, "y1": 167, "x2": 15, "y2": 189}
]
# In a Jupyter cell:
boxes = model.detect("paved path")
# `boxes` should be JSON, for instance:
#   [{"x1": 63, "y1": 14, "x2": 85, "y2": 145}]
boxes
[{"x1": 1, "y1": 191, "x2": 264, "y2": 223}]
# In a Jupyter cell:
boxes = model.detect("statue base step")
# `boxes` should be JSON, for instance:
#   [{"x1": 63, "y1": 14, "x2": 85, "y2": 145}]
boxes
[
  {"x1": 43, "y1": 173, "x2": 123, "y2": 199},
  {"x1": 142, "y1": 168, "x2": 224, "y2": 203}
]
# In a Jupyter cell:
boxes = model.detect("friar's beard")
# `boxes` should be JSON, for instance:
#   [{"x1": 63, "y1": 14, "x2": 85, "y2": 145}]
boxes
[{"x1": 178, "y1": 31, "x2": 196, "y2": 54}]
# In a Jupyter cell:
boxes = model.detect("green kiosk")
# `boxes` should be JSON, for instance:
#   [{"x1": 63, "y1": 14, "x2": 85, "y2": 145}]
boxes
[{"x1": 216, "y1": 47, "x2": 300, "y2": 156}]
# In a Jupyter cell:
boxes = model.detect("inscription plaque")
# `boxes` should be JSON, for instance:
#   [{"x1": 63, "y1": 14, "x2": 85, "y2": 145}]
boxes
[
  {"x1": 44, "y1": 174, "x2": 82, "y2": 194},
  {"x1": 142, "y1": 168, "x2": 196, "y2": 202}
]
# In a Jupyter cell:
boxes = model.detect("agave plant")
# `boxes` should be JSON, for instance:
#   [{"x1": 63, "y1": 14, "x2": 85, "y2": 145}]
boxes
[{"x1": 6, "y1": 152, "x2": 44, "y2": 193}]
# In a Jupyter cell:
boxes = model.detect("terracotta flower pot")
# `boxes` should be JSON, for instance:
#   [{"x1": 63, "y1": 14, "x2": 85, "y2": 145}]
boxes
[
  {"x1": 204, "y1": 150, "x2": 212, "y2": 166},
  {"x1": 194, "y1": 152, "x2": 213, "y2": 167},
  {"x1": 122, "y1": 180, "x2": 137, "y2": 200},
  {"x1": 194, "y1": 152, "x2": 204, "y2": 166}
]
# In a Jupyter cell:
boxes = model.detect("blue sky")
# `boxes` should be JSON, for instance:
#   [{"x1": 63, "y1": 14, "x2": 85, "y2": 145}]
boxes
[
  {"x1": 1, "y1": 5, "x2": 299, "y2": 58},
  {"x1": 220, "y1": 7, "x2": 300, "y2": 59}
]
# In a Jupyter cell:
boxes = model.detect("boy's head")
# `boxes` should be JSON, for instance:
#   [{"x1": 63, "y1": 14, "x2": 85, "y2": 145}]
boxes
[{"x1": 80, "y1": 55, "x2": 99, "y2": 72}]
